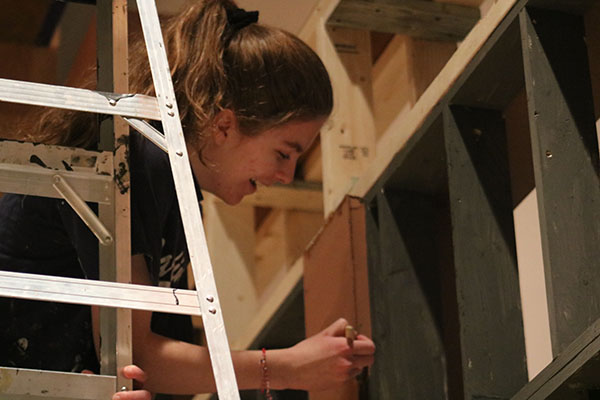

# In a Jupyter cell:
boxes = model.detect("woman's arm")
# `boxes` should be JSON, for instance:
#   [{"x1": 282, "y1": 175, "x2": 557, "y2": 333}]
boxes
[{"x1": 97, "y1": 254, "x2": 375, "y2": 395}]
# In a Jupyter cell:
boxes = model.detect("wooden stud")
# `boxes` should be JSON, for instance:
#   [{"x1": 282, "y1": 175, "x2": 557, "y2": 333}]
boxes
[
  {"x1": 328, "y1": 0, "x2": 479, "y2": 42},
  {"x1": 520, "y1": 6, "x2": 600, "y2": 355},
  {"x1": 255, "y1": 209, "x2": 323, "y2": 301},
  {"x1": 316, "y1": 24, "x2": 376, "y2": 216},
  {"x1": 237, "y1": 182, "x2": 323, "y2": 212},
  {"x1": 372, "y1": 35, "x2": 456, "y2": 137},
  {"x1": 444, "y1": 105, "x2": 527, "y2": 398}
]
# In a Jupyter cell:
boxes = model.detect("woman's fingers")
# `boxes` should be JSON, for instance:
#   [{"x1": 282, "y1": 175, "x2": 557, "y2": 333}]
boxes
[
  {"x1": 353, "y1": 354, "x2": 375, "y2": 369},
  {"x1": 320, "y1": 317, "x2": 349, "y2": 337},
  {"x1": 352, "y1": 337, "x2": 376, "y2": 356},
  {"x1": 121, "y1": 365, "x2": 148, "y2": 383},
  {"x1": 112, "y1": 390, "x2": 152, "y2": 400},
  {"x1": 112, "y1": 365, "x2": 151, "y2": 400}
]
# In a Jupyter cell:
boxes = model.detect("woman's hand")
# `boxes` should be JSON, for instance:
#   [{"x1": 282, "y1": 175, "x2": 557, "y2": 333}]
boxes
[
  {"x1": 281, "y1": 318, "x2": 375, "y2": 392},
  {"x1": 112, "y1": 365, "x2": 152, "y2": 400}
]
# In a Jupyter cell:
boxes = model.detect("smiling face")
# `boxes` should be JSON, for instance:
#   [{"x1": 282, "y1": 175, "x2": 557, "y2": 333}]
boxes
[{"x1": 190, "y1": 110, "x2": 326, "y2": 205}]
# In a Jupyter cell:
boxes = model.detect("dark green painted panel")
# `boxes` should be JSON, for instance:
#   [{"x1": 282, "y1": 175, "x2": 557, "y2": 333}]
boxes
[
  {"x1": 520, "y1": 6, "x2": 600, "y2": 356},
  {"x1": 452, "y1": 18, "x2": 524, "y2": 111},
  {"x1": 444, "y1": 105, "x2": 527, "y2": 399},
  {"x1": 366, "y1": 192, "x2": 448, "y2": 399}
]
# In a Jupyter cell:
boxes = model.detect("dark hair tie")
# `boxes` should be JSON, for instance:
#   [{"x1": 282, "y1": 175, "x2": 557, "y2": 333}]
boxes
[{"x1": 226, "y1": 7, "x2": 259, "y2": 33}]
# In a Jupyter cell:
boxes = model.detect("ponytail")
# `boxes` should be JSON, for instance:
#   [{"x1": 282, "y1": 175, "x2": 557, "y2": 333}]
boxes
[{"x1": 27, "y1": 0, "x2": 333, "y2": 154}]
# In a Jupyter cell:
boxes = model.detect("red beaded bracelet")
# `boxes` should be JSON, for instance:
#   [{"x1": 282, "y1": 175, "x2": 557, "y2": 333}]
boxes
[{"x1": 260, "y1": 348, "x2": 272, "y2": 400}]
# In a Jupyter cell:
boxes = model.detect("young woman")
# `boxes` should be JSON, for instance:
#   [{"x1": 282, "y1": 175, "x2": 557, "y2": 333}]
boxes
[{"x1": 0, "y1": 1, "x2": 375, "y2": 398}]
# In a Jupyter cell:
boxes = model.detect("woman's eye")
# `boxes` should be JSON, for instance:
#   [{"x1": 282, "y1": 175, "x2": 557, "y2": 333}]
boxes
[{"x1": 277, "y1": 151, "x2": 290, "y2": 160}]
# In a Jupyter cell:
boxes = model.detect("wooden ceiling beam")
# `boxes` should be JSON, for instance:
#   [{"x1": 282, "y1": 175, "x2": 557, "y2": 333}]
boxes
[{"x1": 328, "y1": 0, "x2": 480, "y2": 41}]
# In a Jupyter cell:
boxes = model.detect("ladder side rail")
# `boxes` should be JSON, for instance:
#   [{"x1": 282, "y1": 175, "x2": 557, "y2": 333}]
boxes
[
  {"x1": 96, "y1": 0, "x2": 132, "y2": 392},
  {"x1": 135, "y1": 0, "x2": 240, "y2": 398}
]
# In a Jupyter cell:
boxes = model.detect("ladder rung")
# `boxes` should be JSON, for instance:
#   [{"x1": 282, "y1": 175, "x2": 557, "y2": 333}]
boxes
[
  {"x1": 0, "y1": 140, "x2": 113, "y2": 203},
  {"x1": 0, "y1": 78, "x2": 161, "y2": 120},
  {"x1": 0, "y1": 270, "x2": 202, "y2": 316},
  {"x1": 0, "y1": 140, "x2": 113, "y2": 174},
  {"x1": 0, "y1": 367, "x2": 116, "y2": 400},
  {"x1": 0, "y1": 164, "x2": 112, "y2": 204}
]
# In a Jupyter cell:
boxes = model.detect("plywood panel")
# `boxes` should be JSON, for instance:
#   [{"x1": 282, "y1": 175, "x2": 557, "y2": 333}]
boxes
[{"x1": 304, "y1": 196, "x2": 371, "y2": 400}]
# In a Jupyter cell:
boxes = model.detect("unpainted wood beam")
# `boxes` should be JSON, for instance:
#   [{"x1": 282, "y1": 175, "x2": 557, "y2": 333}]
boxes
[
  {"x1": 328, "y1": 0, "x2": 480, "y2": 41},
  {"x1": 317, "y1": 26, "x2": 376, "y2": 216},
  {"x1": 238, "y1": 181, "x2": 324, "y2": 212}
]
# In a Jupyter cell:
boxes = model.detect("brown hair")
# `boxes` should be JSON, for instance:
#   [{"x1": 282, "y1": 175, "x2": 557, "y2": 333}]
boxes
[{"x1": 31, "y1": 0, "x2": 333, "y2": 151}]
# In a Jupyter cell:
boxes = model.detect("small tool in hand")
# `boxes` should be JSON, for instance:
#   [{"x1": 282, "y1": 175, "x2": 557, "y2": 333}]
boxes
[{"x1": 345, "y1": 324, "x2": 358, "y2": 348}]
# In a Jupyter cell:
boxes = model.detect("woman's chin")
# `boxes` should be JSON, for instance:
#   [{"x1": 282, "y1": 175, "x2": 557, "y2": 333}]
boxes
[
  {"x1": 220, "y1": 192, "x2": 245, "y2": 206},
  {"x1": 213, "y1": 184, "x2": 256, "y2": 206}
]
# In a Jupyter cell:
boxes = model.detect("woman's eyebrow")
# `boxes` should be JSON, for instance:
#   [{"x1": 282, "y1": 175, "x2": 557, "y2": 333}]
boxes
[{"x1": 285, "y1": 141, "x2": 304, "y2": 153}]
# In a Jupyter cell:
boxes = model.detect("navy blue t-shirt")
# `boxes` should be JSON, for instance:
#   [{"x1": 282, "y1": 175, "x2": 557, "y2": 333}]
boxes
[{"x1": 0, "y1": 131, "x2": 200, "y2": 372}]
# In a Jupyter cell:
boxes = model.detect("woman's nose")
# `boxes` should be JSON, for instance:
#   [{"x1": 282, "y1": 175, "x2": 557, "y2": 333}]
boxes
[{"x1": 275, "y1": 162, "x2": 295, "y2": 184}]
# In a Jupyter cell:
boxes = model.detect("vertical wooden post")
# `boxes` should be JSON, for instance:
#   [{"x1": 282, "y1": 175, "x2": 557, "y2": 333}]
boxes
[
  {"x1": 520, "y1": 6, "x2": 600, "y2": 355},
  {"x1": 366, "y1": 191, "x2": 447, "y2": 399},
  {"x1": 443, "y1": 105, "x2": 527, "y2": 398},
  {"x1": 315, "y1": 25, "x2": 376, "y2": 216}
]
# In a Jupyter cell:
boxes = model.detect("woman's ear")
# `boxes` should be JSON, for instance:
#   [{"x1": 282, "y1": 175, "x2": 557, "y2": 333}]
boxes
[{"x1": 211, "y1": 109, "x2": 238, "y2": 146}]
